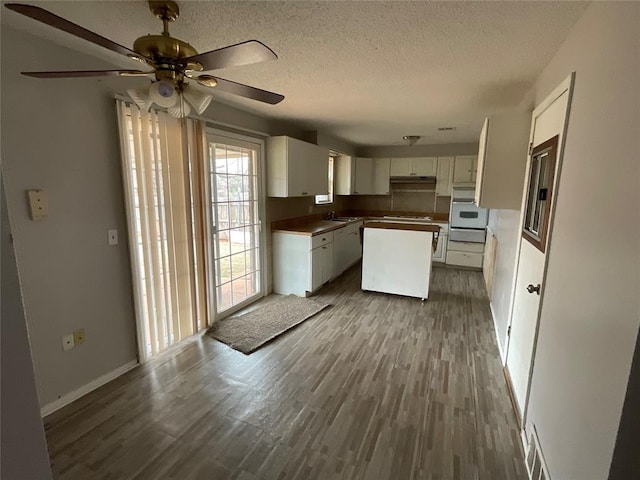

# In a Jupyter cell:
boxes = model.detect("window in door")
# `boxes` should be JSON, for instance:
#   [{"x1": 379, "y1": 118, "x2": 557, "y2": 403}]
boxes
[
  {"x1": 207, "y1": 134, "x2": 264, "y2": 316},
  {"x1": 315, "y1": 155, "x2": 334, "y2": 205},
  {"x1": 523, "y1": 135, "x2": 558, "y2": 252}
]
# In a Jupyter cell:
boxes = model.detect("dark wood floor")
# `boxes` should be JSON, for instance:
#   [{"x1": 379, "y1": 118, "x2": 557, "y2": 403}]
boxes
[{"x1": 44, "y1": 265, "x2": 526, "y2": 480}]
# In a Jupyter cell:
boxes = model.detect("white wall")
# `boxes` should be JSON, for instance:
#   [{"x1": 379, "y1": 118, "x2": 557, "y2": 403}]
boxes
[
  {"x1": 1, "y1": 178, "x2": 53, "y2": 479},
  {"x1": 1, "y1": 27, "x2": 139, "y2": 408},
  {"x1": 521, "y1": 3, "x2": 640, "y2": 479}
]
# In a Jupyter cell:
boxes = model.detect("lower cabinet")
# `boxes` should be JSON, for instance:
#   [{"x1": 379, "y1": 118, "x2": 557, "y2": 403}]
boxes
[
  {"x1": 273, "y1": 222, "x2": 363, "y2": 297},
  {"x1": 446, "y1": 240, "x2": 484, "y2": 268},
  {"x1": 311, "y1": 241, "x2": 333, "y2": 291},
  {"x1": 432, "y1": 233, "x2": 447, "y2": 263},
  {"x1": 333, "y1": 221, "x2": 363, "y2": 277}
]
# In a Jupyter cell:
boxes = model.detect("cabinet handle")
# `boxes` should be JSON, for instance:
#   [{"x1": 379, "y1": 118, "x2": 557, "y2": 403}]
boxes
[
  {"x1": 322, "y1": 246, "x2": 327, "y2": 249},
  {"x1": 322, "y1": 237, "x2": 326, "y2": 241},
  {"x1": 302, "y1": 192, "x2": 308, "y2": 195}
]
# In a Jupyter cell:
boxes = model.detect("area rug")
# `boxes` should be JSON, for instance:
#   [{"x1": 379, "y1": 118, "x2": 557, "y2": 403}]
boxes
[{"x1": 208, "y1": 295, "x2": 330, "y2": 354}]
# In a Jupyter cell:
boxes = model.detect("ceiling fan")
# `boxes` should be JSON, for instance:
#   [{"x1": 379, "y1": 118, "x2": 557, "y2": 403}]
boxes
[{"x1": 5, "y1": 1, "x2": 284, "y2": 117}]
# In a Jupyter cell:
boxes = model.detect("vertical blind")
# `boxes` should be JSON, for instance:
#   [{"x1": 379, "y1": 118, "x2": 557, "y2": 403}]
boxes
[{"x1": 116, "y1": 100, "x2": 208, "y2": 360}]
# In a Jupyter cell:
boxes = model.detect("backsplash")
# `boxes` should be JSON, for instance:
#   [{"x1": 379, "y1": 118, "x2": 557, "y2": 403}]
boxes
[{"x1": 343, "y1": 192, "x2": 451, "y2": 214}]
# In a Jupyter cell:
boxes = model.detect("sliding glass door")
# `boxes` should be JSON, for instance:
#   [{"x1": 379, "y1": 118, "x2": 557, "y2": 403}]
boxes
[{"x1": 206, "y1": 132, "x2": 264, "y2": 317}]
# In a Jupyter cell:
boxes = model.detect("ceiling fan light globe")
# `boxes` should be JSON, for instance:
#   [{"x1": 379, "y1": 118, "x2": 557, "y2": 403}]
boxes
[
  {"x1": 167, "y1": 100, "x2": 191, "y2": 118},
  {"x1": 127, "y1": 87, "x2": 153, "y2": 111},
  {"x1": 149, "y1": 80, "x2": 178, "y2": 108},
  {"x1": 183, "y1": 85, "x2": 213, "y2": 114}
]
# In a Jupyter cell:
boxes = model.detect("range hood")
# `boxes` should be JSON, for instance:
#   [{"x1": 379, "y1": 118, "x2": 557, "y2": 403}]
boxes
[{"x1": 390, "y1": 175, "x2": 436, "y2": 185}]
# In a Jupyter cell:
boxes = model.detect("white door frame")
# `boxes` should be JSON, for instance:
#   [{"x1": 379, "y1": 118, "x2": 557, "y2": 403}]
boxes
[
  {"x1": 504, "y1": 73, "x2": 576, "y2": 429},
  {"x1": 204, "y1": 127, "x2": 268, "y2": 323}
]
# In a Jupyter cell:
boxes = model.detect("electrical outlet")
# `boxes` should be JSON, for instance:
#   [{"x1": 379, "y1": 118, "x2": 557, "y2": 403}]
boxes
[
  {"x1": 73, "y1": 328, "x2": 85, "y2": 345},
  {"x1": 108, "y1": 229, "x2": 118, "y2": 246},
  {"x1": 61, "y1": 334, "x2": 74, "y2": 351}
]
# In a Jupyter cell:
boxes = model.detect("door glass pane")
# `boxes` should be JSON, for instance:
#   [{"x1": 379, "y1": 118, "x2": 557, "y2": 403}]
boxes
[{"x1": 208, "y1": 136, "x2": 262, "y2": 315}]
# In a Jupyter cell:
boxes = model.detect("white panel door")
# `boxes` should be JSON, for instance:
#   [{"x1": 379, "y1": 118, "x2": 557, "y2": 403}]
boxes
[{"x1": 505, "y1": 77, "x2": 573, "y2": 421}]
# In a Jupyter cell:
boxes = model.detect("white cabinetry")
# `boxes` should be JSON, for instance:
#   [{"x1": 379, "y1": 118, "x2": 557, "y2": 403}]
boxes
[
  {"x1": 267, "y1": 136, "x2": 329, "y2": 197},
  {"x1": 431, "y1": 222, "x2": 448, "y2": 263},
  {"x1": 333, "y1": 221, "x2": 363, "y2": 277},
  {"x1": 311, "y1": 241, "x2": 333, "y2": 290},
  {"x1": 453, "y1": 155, "x2": 478, "y2": 186},
  {"x1": 474, "y1": 112, "x2": 531, "y2": 209},
  {"x1": 436, "y1": 157, "x2": 454, "y2": 196},
  {"x1": 446, "y1": 240, "x2": 484, "y2": 268},
  {"x1": 273, "y1": 231, "x2": 334, "y2": 296},
  {"x1": 390, "y1": 157, "x2": 437, "y2": 177},
  {"x1": 334, "y1": 155, "x2": 355, "y2": 195},
  {"x1": 354, "y1": 158, "x2": 390, "y2": 195}
]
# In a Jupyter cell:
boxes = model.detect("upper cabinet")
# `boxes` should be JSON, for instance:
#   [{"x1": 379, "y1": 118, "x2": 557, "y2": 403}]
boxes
[
  {"x1": 390, "y1": 157, "x2": 436, "y2": 177},
  {"x1": 336, "y1": 157, "x2": 390, "y2": 195},
  {"x1": 267, "y1": 136, "x2": 329, "y2": 197},
  {"x1": 474, "y1": 112, "x2": 531, "y2": 209},
  {"x1": 436, "y1": 157, "x2": 454, "y2": 196},
  {"x1": 453, "y1": 155, "x2": 478, "y2": 186},
  {"x1": 355, "y1": 157, "x2": 390, "y2": 195}
]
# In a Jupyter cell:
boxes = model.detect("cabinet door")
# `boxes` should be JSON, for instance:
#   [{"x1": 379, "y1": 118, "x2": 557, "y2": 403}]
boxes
[
  {"x1": 474, "y1": 118, "x2": 489, "y2": 204},
  {"x1": 321, "y1": 242, "x2": 334, "y2": 284},
  {"x1": 432, "y1": 234, "x2": 447, "y2": 262},
  {"x1": 310, "y1": 246, "x2": 323, "y2": 291},
  {"x1": 334, "y1": 155, "x2": 355, "y2": 195},
  {"x1": 347, "y1": 230, "x2": 362, "y2": 265},
  {"x1": 307, "y1": 145, "x2": 330, "y2": 195},
  {"x1": 436, "y1": 157, "x2": 453, "y2": 196},
  {"x1": 413, "y1": 157, "x2": 437, "y2": 176},
  {"x1": 286, "y1": 137, "x2": 309, "y2": 196},
  {"x1": 373, "y1": 158, "x2": 391, "y2": 195},
  {"x1": 333, "y1": 228, "x2": 348, "y2": 277},
  {"x1": 390, "y1": 158, "x2": 413, "y2": 176},
  {"x1": 354, "y1": 157, "x2": 374, "y2": 195},
  {"x1": 453, "y1": 156, "x2": 477, "y2": 184}
]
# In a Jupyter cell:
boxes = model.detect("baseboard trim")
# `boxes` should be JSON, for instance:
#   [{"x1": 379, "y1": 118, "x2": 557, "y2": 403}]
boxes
[
  {"x1": 489, "y1": 301, "x2": 506, "y2": 365},
  {"x1": 40, "y1": 360, "x2": 138, "y2": 417}
]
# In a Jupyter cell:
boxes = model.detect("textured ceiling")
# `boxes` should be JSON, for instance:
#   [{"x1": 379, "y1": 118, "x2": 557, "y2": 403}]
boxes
[{"x1": 2, "y1": 1, "x2": 589, "y2": 146}]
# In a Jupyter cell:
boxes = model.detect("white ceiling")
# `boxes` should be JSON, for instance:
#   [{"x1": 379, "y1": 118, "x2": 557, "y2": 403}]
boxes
[{"x1": 2, "y1": 1, "x2": 589, "y2": 146}]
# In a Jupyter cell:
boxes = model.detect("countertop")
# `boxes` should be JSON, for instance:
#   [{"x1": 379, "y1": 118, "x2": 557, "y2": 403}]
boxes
[
  {"x1": 272, "y1": 218, "x2": 364, "y2": 236},
  {"x1": 271, "y1": 213, "x2": 448, "y2": 237}
]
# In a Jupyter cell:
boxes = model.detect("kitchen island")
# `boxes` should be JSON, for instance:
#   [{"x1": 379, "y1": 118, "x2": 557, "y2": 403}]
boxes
[{"x1": 361, "y1": 222, "x2": 440, "y2": 300}]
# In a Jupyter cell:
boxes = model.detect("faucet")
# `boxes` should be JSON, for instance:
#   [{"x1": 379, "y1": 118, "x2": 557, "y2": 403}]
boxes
[{"x1": 325, "y1": 211, "x2": 336, "y2": 220}]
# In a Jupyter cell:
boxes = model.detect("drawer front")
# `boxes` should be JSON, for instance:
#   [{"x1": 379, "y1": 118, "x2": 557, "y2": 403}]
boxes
[
  {"x1": 449, "y1": 227, "x2": 485, "y2": 243},
  {"x1": 448, "y1": 240, "x2": 485, "y2": 254},
  {"x1": 446, "y1": 251, "x2": 483, "y2": 268},
  {"x1": 311, "y1": 231, "x2": 334, "y2": 249}
]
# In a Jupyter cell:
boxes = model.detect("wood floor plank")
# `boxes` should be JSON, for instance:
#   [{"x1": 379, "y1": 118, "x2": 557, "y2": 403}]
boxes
[{"x1": 45, "y1": 264, "x2": 526, "y2": 479}]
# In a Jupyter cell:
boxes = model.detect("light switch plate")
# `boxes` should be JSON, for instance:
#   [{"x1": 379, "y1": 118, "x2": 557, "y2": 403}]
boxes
[
  {"x1": 73, "y1": 328, "x2": 85, "y2": 345},
  {"x1": 108, "y1": 229, "x2": 118, "y2": 246},
  {"x1": 27, "y1": 189, "x2": 48, "y2": 220}
]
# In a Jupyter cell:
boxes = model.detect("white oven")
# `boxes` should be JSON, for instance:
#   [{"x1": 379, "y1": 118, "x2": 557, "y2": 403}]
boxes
[{"x1": 450, "y1": 188, "x2": 488, "y2": 231}]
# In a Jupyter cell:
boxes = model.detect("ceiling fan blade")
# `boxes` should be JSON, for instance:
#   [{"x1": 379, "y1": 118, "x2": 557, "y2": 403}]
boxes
[
  {"x1": 198, "y1": 76, "x2": 284, "y2": 105},
  {"x1": 184, "y1": 40, "x2": 277, "y2": 71},
  {"x1": 4, "y1": 4, "x2": 141, "y2": 59},
  {"x1": 22, "y1": 70, "x2": 152, "y2": 78}
]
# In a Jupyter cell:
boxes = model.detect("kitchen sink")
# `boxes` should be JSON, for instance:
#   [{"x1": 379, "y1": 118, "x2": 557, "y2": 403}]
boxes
[{"x1": 331, "y1": 216, "x2": 361, "y2": 222}]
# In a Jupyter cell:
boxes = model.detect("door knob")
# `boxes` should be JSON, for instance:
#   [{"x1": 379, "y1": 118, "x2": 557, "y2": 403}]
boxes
[{"x1": 527, "y1": 284, "x2": 541, "y2": 295}]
